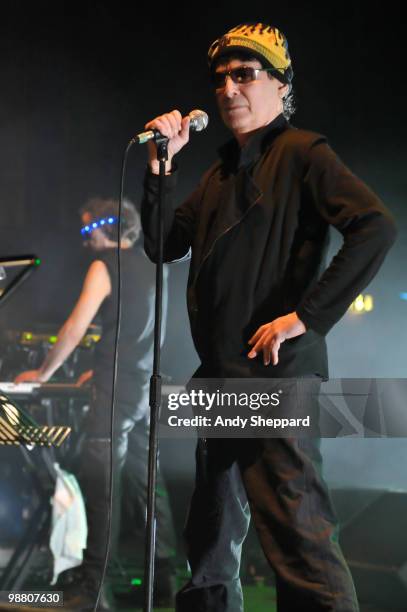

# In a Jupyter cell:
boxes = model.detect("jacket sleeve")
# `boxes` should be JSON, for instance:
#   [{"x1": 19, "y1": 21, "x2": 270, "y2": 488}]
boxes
[
  {"x1": 141, "y1": 166, "x2": 203, "y2": 263},
  {"x1": 296, "y1": 138, "x2": 397, "y2": 335}
]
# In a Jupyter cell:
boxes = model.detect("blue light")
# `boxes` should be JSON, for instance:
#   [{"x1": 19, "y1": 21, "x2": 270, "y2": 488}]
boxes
[
  {"x1": 400, "y1": 292, "x2": 407, "y2": 301},
  {"x1": 80, "y1": 215, "x2": 118, "y2": 237}
]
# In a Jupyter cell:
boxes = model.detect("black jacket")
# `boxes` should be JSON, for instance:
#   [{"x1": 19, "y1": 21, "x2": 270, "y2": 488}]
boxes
[{"x1": 141, "y1": 114, "x2": 396, "y2": 378}]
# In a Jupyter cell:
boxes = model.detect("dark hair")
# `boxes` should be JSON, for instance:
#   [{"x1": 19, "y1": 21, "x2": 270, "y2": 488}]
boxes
[
  {"x1": 80, "y1": 197, "x2": 141, "y2": 245},
  {"x1": 210, "y1": 51, "x2": 296, "y2": 120}
]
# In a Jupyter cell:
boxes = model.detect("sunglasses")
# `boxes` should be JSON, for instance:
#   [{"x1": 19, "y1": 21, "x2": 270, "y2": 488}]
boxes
[{"x1": 211, "y1": 66, "x2": 276, "y2": 89}]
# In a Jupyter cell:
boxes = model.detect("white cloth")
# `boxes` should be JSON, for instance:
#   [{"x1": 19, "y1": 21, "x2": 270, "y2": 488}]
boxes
[{"x1": 49, "y1": 463, "x2": 87, "y2": 585}]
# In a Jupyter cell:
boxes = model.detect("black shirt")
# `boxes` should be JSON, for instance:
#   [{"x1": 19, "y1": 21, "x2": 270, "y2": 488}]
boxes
[
  {"x1": 93, "y1": 244, "x2": 167, "y2": 400},
  {"x1": 142, "y1": 115, "x2": 396, "y2": 379}
]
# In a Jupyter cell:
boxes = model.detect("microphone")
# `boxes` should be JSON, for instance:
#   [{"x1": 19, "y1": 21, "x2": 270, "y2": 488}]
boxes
[{"x1": 133, "y1": 109, "x2": 209, "y2": 145}]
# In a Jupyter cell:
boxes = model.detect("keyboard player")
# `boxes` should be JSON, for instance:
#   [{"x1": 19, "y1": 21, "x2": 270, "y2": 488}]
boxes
[{"x1": 14, "y1": 197, "x2": 176, "y2": 610}]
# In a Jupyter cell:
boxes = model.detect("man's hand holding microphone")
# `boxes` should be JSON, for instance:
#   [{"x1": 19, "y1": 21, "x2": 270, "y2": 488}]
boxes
[
  {"x1": 135, "y1": 108, "x2": 208, "y2": 174},
  {"x1": 145, "y1": 110, "x2": 190, "y2": 174}
]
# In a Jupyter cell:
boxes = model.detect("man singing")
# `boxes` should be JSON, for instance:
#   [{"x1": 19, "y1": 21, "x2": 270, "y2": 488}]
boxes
[{"x1": 141, "y1": 22, "x2": 396, "y2": 611}]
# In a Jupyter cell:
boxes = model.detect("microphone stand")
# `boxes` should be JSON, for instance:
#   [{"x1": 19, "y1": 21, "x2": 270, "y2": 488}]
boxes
[{"x1": 144, "y1": 134, "x2": 168, "y2": 612}]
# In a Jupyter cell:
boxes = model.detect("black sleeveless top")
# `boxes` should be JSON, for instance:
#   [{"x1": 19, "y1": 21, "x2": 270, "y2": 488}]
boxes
[{"x1": 92, "y1": 244, "x2": 168, "y2": 401}]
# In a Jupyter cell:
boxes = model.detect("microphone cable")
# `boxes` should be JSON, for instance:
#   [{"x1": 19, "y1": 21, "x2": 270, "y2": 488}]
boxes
[{"x1": 93, "y1": 137, "x2": 133, "y2": 611}]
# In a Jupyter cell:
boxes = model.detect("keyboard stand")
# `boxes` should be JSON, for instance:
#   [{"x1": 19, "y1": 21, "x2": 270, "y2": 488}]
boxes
[{"x1": 0, "y1": 393, "x2": 71, "y2": 590}]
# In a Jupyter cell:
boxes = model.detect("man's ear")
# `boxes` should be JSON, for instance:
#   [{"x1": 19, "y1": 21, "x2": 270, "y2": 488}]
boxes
[{"x1": 279, "y1": 83, "x2": 290, "y2": 99}]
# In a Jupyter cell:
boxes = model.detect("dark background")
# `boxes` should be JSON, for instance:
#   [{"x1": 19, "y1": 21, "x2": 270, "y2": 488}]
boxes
[{"x1": 1, "y1": 1, "x2": 406, "y2": 486}]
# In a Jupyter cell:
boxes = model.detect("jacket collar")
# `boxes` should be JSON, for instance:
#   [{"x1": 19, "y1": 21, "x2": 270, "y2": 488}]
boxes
[{"x1": 218, "y1": 113, "x2": 289, "y2": 172}]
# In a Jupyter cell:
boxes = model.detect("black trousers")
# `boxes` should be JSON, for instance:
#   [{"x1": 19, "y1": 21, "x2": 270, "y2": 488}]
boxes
[
  {"x1": 77, "y1": 379, "x2": 176, "y2": 577},
  {"x1": 176, "y1": 436, "x2": 359, "y2": 612}
]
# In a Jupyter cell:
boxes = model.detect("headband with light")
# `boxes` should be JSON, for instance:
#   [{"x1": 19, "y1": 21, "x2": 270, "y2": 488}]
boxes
[{"x1": 80, "y1": 216, "x2": 118, "y2": 237}]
